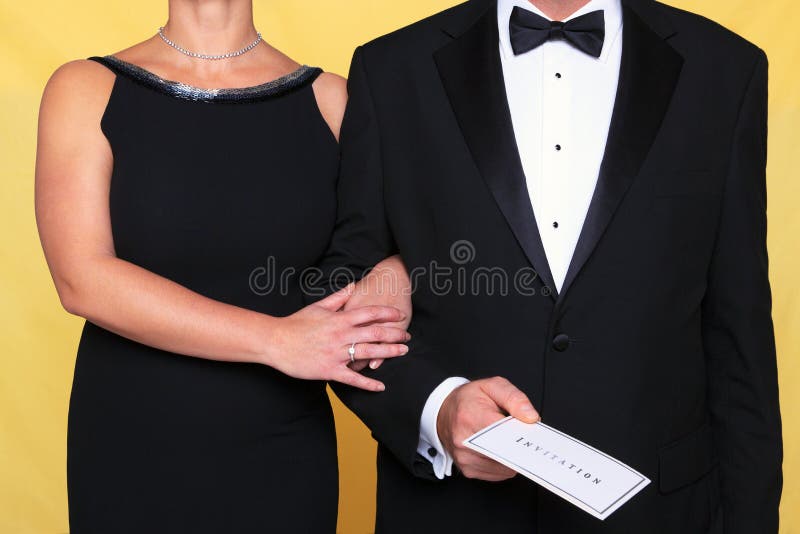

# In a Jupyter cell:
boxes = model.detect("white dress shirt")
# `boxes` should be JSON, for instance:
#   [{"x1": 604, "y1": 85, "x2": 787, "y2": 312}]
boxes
[{"x1": 417, "y1": 0, "x2": 624, "y2": 479}]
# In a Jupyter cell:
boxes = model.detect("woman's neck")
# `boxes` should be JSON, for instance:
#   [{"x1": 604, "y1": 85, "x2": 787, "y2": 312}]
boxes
[
  {"x1": 529, "y1": 0, "x2": 593, "y2": 21},
  {"x1": 164, "y1": 0, "x2": 257, "y2": 56}
]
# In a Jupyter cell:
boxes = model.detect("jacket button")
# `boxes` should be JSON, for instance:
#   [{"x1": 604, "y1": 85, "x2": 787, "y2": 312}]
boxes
[{"x1": 553, "y1": 334, "x2": 570, "y2": 352}]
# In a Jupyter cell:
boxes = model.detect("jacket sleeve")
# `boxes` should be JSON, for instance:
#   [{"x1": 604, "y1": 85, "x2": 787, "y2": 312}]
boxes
[
  {"x1": 701, "y1": 50, "x2": 782, "y2": 533},
  {"x1": 319, "y1": 47, "x2": 451, "y2": 479}
]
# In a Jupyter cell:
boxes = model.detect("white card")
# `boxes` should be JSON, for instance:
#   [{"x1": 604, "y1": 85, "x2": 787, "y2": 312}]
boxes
[{"x1": 463, "y1": 417, "x2": 650, "y2": 520}]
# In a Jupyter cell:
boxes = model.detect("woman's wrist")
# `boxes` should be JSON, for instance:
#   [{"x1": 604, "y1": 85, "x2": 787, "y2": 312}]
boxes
[{"x1": 243, "y1": 313, "x2": 283, "y2": 367}]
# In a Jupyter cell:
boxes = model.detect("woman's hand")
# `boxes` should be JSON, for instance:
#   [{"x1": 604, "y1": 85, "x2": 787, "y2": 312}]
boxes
[{"x1": 264, "y1": 284, "x2": 410, "y2": 391}]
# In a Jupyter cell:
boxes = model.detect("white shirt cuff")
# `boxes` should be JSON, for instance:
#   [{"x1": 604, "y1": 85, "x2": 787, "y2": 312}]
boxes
[{"x1": 417, "y1": 376, "x2": 470, "y2": 479}]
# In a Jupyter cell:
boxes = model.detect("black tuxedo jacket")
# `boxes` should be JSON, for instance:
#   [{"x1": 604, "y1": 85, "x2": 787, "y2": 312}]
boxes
[{"x1": 321, "y1": 0, "x2": 782, "y2": 532}]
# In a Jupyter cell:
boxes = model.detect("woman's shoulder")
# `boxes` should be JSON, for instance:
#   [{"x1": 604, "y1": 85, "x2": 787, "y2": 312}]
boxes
[
  {"x1": 41, "y1": 39, "x2": 157, "y2": 120},
  {"x1": 312, "y1": 72, "x2": 347, "y2": 141},
  {"x1": 313, "y1": 72, "x2": 347, "y2": 98},
  {"x1": 40, "y1": 60, "x2": 117, "y2": 124},
  {"x1": 45, "y1": 59, "x2": 116, "y2": 96}
]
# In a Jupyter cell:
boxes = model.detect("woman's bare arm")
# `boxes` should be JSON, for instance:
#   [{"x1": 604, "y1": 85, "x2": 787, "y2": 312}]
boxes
[{"x1": 35, "y1": 61, "x2": 408, "y2": 391}]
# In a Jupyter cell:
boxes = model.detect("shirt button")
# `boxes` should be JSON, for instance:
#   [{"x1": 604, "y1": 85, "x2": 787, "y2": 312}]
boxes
[
  {"x1": 553, "y1": 221, "x2": 559, "y2": 228},
  {"x1": 555, "y1": 72, "x2": 562, "y2": 78},
  {"x1": 428, "y1": 447, "x2": 438, "y2": 458},
  {"x1": 555, "y1": 144, "x2": 562, "y2": 151}
]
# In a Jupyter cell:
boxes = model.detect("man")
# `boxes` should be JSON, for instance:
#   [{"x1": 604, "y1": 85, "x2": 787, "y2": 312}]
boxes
[{"x1": 322, "y1": 0, "x2": 782, "y2": 531}]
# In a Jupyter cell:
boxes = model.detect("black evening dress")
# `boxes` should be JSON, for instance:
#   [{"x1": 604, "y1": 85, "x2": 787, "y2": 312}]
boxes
[{"x1": 67, "y1": 56, "x2": 339, "y2": 533}]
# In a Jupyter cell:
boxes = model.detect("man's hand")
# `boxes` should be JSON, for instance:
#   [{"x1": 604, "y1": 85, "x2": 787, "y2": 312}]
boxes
[
  {"x1": 344, "y1": 255, "x2": 412, "y2": 371},
  {"x1": 437, "y1": 377, "x2": 540, "y2": 481}
]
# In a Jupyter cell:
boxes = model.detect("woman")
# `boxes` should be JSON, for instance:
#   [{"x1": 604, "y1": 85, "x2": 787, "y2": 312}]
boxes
[{"x1": 35, "y1": 1, "x2": 411, "y2": 531}]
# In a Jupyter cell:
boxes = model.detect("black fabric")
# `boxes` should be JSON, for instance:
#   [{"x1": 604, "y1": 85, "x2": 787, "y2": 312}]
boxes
[
  {"x1": 510, "y1": 8, "x2": 605, "y2": 58},
  {"x1": 320, "y1": 0, "x2": 782, "y2": 532},
  {"x1": 68, "y1": 61, "x2": 340, "y2": 532}
]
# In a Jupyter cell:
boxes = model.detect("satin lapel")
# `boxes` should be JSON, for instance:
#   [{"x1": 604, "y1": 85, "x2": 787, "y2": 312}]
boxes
[
  {"x1": 434, "y1": 5, "x2": 558, "y2": 297},
  {"x1": 557, "y1": 3, "x2": 684, "y2": 301}
]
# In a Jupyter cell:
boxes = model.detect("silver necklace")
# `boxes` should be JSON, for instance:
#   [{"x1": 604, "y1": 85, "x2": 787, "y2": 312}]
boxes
[{"x1": 158, "y1": 27, "x2": 262, "y2": 60}]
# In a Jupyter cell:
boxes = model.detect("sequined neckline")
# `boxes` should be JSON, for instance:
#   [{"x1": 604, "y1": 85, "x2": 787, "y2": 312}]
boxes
[{"x1": 89, "y1": 55, "x2": 322, "y2": 104}]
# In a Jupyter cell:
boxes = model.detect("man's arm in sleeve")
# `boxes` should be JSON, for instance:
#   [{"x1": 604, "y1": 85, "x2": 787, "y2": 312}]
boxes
[
  {"x1": 319, "y1": 46, "x2": 454, "y2": 479},
  {"x1": 702, "y1": 50, "x2": 782, "y2": 533}
]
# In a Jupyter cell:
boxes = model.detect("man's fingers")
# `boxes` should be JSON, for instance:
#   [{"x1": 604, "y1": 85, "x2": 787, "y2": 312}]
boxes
[
  {"x1": 352, "y1": 342, "x2": 408, "y2": 360},
  {"x1": 452, "y1": 443, "x2": 517, "y2": 481},
  {"x1": 464, "y1": 461, "x2": 516, "y2": 479},
  {"x1": 348, "y1": 359, "x2": 386, "y2": 371},
  {"x1": 333, "y1": 368, "x2": 386, "y2": 392},
  {"x1": 480, "y1": 377, "x2": 540, "y2": 424},
  {"x1": 315, "y1": 283, "x2": 355, "y2": 312},
  {"x1": 455, "y1": 449, "x2": 515, "y2": 474},
  {"x1": 347, "y1": 360, "x2": 369, "y2": 372},
  {"x1": 345, "y1": 305, "x2": 406, "y2": 326},
  {"x1": 461, "y1": 467, "x2": 517, "y2": 482},
  {"x1": 350, "y1": 326, "x2": 410, "y2": 345},
  {"x1": 458, "y1": 456, "x2": 517, "y2": 481}
]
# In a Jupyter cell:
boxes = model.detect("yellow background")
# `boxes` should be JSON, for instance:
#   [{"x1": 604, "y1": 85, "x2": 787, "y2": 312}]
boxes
[{"x1": 0, "y1": 0, "x2": 796, "y2": 532}]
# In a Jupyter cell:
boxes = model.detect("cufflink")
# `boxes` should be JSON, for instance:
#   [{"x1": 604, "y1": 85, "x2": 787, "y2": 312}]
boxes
[{"x1": 428, "y1": 447, "x2": 438, "y2": 458}]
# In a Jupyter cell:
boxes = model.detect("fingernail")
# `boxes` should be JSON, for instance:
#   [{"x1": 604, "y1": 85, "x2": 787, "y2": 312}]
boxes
[
  {"x1": 377, "y1": 383, "x2": 386, "y2": 392},
  {"x1": 522, "y1": 405, "x2": 538, "y2": 417},
  {"x1": 370, "y1": 360, "x2": 380, "y2": 369},
  {"x1": 400, "y1": 345, "x2": 409, "y2": 354},
  {"x1": 405, "y1": 333, "x2": 412, "y2": 341}
]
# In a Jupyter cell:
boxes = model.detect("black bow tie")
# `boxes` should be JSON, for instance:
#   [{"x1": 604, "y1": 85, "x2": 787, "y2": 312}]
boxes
[{"x1": 509, "y1": 7, "x2": 605, "y2": 58}]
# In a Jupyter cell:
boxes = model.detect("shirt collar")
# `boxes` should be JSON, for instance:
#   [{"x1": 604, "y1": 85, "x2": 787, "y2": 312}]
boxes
[{"x1": 497, "y1": 0, "x2": 623, "y2": 63}]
